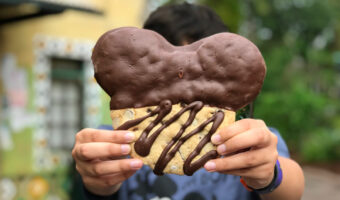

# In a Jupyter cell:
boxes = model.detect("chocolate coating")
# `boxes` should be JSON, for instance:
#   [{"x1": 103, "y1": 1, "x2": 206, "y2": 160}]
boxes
[{"x1": 92, "y1": 27, "x2": 266, "y2": 111}]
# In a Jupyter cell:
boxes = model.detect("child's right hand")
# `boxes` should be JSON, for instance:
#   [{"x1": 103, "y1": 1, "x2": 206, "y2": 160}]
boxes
[{"x1": 72, "y1": 128, "x2": 143, "y2": 196}]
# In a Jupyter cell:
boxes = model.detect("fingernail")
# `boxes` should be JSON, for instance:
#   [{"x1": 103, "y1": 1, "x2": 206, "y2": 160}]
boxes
[
  {"x1": 204, "y1": 161, "x2": 216, "y2": 171},
  {"x1": 125, "y1": 132, "x2": 135, "y2": 142},
  {"x1": 121, "y1": 144, "x2": 130, "y2": 154},
  {"x1": 130, "y1": 160, "x2": 143, "y2": 169},
  {"x1": 211, "y1": 134, "x2": 221, "y2": 144},
  {"x1": 217, "y1": 144, "x2": 226, "y2": 154}
]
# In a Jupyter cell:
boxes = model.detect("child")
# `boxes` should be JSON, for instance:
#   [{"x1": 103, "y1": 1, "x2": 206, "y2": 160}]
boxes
[{"x1": 72, "y1": 3, "x2": 304, "y2": 200}]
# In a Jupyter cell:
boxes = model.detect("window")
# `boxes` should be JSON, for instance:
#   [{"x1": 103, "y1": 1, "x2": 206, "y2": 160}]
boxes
[{"x1": 48, "y1": 58, "x2": 83, "y2": 149}]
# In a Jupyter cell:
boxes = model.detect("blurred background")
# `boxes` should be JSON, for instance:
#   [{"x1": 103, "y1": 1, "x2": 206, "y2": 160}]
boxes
[{"x1": 0, "y1": 0, "x2": 339, "y2": 199}]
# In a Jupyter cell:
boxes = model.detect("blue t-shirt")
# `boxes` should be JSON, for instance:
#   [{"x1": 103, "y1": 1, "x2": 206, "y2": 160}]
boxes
[{"x1": 84, "y1": 127, "x2": 289, "y2": 200}]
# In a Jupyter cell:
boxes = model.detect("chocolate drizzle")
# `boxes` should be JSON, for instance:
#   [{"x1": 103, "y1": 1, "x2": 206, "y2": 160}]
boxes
[
  {"x1": 117, "y1": 100, "x2": 224, "y2": 176},
  {"x1": 183, "y1": 111, "x2": 224, "y2": 175},
  {"x1": 153, "y1": 101, "x2": 204, "y2": 175},
  {"x1": 117, "y1": 100, "x2": 172, "y2": 156}
]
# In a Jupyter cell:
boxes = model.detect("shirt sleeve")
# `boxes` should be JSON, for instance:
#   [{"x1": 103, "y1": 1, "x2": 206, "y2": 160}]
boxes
[{"x1": 269, "y1": 127, "x2": 290, "y2": 158}]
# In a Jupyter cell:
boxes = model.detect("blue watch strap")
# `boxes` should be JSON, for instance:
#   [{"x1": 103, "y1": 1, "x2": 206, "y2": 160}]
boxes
[
  {"x1": 252, "y1": 160, "x2": 283, "y2": 194},
  {"x1": 240, "y1": 160, "x2": 283, "y2": 194}
]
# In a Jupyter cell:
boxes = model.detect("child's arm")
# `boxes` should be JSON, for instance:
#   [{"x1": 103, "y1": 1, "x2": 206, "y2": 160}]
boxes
[
  {"x1": 260, "y1": 156, "x2": 304, "y2": 200},
  {"x1": 205, "y1": 119, "x2": 304, "y2": 200}
]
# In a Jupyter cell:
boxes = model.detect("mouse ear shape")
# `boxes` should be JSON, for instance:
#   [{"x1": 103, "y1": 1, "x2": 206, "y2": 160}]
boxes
[{"x1": 93, "y1": 27, "x2": 266, "y2": 111}]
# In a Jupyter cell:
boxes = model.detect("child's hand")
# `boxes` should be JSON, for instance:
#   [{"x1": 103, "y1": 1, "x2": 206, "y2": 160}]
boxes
[
  {"x1": 205, "y1": 119, "x2": 278, "y2": 189},
  {"x1": 72, "y1": 128, "x2": 143, "y2": 196}
]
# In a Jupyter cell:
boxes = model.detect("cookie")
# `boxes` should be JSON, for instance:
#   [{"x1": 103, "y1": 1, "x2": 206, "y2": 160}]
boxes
[
  {"x1": 91, "y1": 27, "x2": 266, "y2": 175},
  {"x1": 111, "y1": 101, "x2": 235, "y2": 175}
]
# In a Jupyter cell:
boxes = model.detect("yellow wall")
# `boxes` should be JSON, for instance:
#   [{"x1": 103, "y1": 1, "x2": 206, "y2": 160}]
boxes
[
  {"x1": 0, "y1": 1, "x2": 147, "y2": 198},
  {"x1": 0, "y1": 0, "x2": 146, "y2": 66}
]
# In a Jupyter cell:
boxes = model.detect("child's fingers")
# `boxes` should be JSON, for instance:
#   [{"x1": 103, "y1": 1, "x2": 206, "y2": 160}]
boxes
[
  {"x1": 77, "y1": 158, "x2": 143, "y2": 177},
  {"x1": 73, "y1": 142, "x2": 131, "y2": 161},
  {"x1": 76, "y1": 128, "x2": 135, "y2": 144},
  {"x1": 216, "y1": 127, "x2": 271, "y2": 155},
  {"x1": 204, "y1": 148, "x2": 276, "y2": 172},
  {"x1": 211, "y1": 119, "x2": 266, "y2": 145}
]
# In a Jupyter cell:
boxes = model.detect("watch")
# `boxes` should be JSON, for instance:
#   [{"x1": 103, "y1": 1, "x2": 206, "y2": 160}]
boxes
[{"x1": 240, "y1": 160, "x2": 283, "y2": 194}]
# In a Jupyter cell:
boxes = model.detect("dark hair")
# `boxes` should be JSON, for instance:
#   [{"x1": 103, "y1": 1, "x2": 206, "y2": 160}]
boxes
[{"x1": 143, "y1": 2, "x2": 228, "y2": 45}]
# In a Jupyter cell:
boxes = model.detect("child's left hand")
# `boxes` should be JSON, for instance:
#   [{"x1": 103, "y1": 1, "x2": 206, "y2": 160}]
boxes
[{"x1": 204, "y1": 119, "x2": 278, "y2": 189}]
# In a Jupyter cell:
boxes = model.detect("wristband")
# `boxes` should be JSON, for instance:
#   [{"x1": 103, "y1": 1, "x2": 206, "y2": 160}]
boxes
[{"x1": 240, "y1": 160, "x2": 283, "y2": 194}]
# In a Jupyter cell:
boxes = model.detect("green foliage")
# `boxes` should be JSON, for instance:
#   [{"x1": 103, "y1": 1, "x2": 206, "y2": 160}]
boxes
[
  {"x1": 255, "y1": 82, "x2": 331, "y2": 151},
  {"x1": 199, "y1": 0, "x2": 340, "y2": 161},
  {"x1": 201, "y1": 0, "x2": 241, "y2": 33},
  {"x1": 159, "y1": 0, "x2": 340, "y2": 162},
  {"x1": 243, "y1": 0, "x2": 340, "y2": 160},
  {"x1": 301, "y1": 129, "x2": 340, "y2": 162}
]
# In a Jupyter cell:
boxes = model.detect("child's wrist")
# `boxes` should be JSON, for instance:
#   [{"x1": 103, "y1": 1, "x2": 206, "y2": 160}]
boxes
[
  {"x1": 242, "y1": 171, "x2": 275, "y2": 189},
  {"x1": 240, "y1": 160, "x2": 283, "y2": 194}
]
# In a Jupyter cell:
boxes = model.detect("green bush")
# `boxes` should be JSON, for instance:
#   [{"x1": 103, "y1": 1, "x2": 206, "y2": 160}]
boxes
[
  {"x1": 301, "y1": 129, "x2": 340, "y2": 162},
  {"x1": 166, "y1": 0, "x2": 340, "y2": 162}
]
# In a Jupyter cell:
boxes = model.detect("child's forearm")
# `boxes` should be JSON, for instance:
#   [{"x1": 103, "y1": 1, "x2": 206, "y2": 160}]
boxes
[{"x1": 260, "y1": 156, "x2": 304, "y2": 200}]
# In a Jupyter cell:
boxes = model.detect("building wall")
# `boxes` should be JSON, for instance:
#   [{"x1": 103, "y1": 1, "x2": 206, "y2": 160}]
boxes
[
  {"x1": 0, "y1": 0, "x2": 146, "y2": 65},
  {"x1": 0, "y1": 0, "x2": 146, "y2": 199}
]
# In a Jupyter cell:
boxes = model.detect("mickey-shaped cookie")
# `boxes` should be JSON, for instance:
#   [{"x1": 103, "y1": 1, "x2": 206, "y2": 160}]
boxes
[{"x1": 92, "y1": 27, "x2": 266, "y2": 175}]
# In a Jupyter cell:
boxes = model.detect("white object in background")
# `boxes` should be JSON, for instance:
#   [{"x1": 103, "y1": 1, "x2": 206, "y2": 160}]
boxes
[
  {"x1": 0, "y1": 178, "x2": 17, "y2": 200},
  {"x1": 8, "y1": 107, "x2": 36, "y2": 133},
  {"x1": 1, "y1": 54, "x2": 36, "y2": 132},
  {"x1": 0, "y1": 125, "x2": 13, "y2": 150}
]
